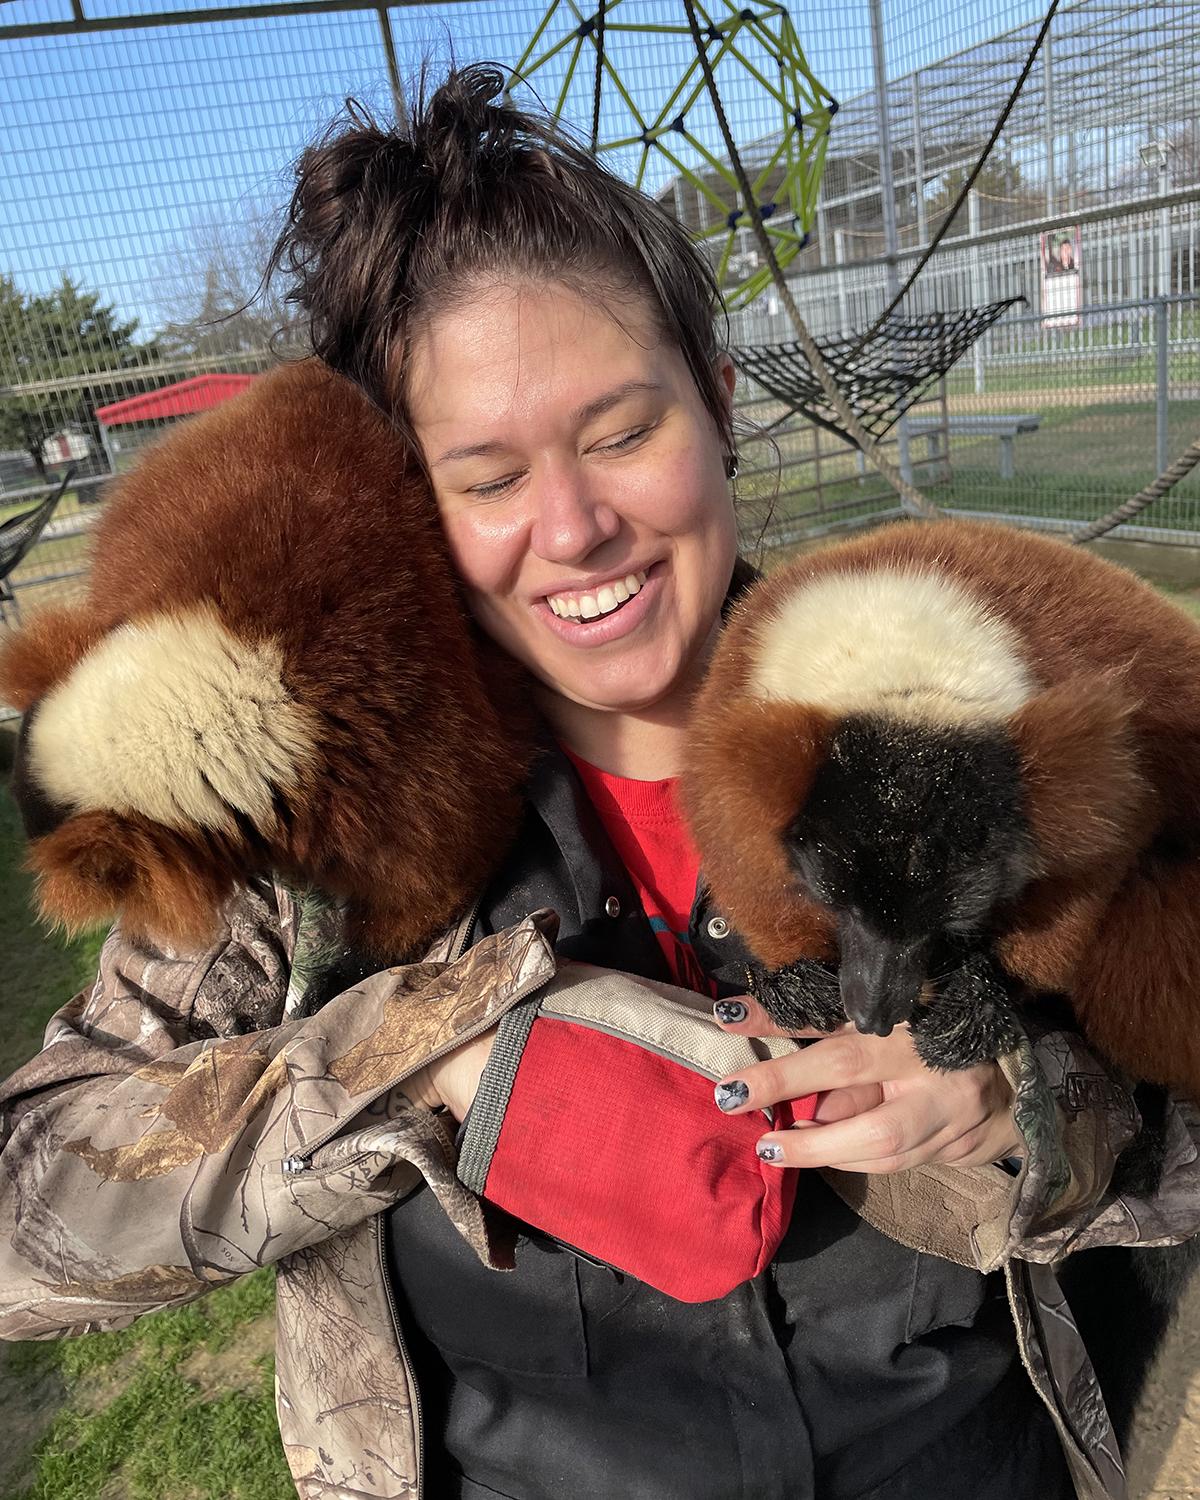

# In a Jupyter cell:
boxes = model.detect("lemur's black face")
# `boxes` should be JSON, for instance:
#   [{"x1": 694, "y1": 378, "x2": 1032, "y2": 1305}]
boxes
[{"x1": 785, "y1": 715, "x2": 1034, "y2": 1037}]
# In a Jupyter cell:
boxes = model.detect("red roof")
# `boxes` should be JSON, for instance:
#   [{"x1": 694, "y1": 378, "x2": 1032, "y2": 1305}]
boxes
[{"x1": 95, "y1": 373, "x2": 256, "y2": 427}]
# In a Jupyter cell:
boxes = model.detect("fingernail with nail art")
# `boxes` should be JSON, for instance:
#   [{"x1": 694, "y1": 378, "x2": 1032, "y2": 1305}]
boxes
[
  {"x1": 756, "y1": 1142, "x2": 784, "y2": 1163},
  {"x1": 713, "y1": 1000, "x2": 748, "y2": 1025},
  {"x1": 714, "y1": 1080, "x2": 749, "y2": 1112}
]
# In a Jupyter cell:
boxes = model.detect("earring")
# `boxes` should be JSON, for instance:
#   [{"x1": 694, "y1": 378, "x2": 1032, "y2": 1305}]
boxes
[{"x1": 725, "y1": 454, "x2": 740, "y2": 480}]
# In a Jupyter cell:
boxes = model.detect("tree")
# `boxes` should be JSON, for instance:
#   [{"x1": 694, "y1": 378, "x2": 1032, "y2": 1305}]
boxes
[
  {"x1": 0, "y1": 273, "x2": 155, "y2": 479},
  {"x1": 923, "y1": 154, "x2": 1040, "y2": 235},
  {"x1": 154, "y1": 211, "x2": 302, "y2": 361}
]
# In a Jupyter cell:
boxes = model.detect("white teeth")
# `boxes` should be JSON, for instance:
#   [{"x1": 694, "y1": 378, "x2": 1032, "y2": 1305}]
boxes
[{"x1": 547, "y1": 568, "x2": 650, "y2": 622}]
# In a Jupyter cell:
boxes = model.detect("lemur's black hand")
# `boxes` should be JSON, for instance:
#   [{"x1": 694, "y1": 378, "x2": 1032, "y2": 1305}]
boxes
[
  {"x1": 747, "y1": 957, "x2": 845, "y2": 1036},
  {"x1": 910, "y1": 951, "x2": 1022, "y2": 1071}
]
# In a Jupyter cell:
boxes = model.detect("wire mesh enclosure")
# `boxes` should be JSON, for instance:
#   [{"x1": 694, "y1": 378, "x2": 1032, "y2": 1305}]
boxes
[{"x1": 1, "y1": 0, "x2": 1198, "y2": 619}]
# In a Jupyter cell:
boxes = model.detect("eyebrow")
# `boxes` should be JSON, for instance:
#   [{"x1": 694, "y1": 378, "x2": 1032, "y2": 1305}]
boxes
[{"x1": 431, "y1": 379, "x2": 665, "y2": 468}]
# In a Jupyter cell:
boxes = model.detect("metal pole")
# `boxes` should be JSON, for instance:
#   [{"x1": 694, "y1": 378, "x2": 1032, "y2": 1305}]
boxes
[
  {"x1": 1156, "y1": 296, "x2": 1169, "y2": 476},
  {"x1": 869, "y1": 0, "x2": 911, "y2": 485},
  {"x1": 376, "y1": 7, "x2": 407, "y2": 127},
  {"x1": 1158, "y1": 158, "x2": 1172, "y2": 298},
  {"x1": 911, "y1": 72, "x2": 927, "y2": 247},
  {"x1": 968, "y1": 189, "x2": 985, "y2": 396},
  {"x1": 1042, "y1": 33, "x2": 1055, "y2": 217},
  {"x1": 834, "y1": 229, "x2": 850, "y2": 336}
]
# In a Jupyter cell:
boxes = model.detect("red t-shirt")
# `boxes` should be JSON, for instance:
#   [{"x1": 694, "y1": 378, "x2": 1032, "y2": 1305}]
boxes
[{"x1": 564, "y1": 747, "x2": 717, "y2": 997}]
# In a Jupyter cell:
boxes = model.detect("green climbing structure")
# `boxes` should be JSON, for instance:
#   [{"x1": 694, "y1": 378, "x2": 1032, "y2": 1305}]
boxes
[{"x1": 509, "y1": 0, "x2": 837, "y2": 308}]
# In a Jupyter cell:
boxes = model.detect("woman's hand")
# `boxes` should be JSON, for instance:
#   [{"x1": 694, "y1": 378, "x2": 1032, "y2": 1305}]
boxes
[
  {"x1": 712, "y1": 995, "x2": 1022, "y2": 1173},
  {"x1": 405, "y1": 1026, "x2": 497, "y2": 1123}
]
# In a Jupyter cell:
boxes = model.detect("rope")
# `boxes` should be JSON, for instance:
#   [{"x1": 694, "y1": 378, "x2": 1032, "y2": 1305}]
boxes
[
  {"x1": 856, "y1": 0, "x2": 1062, "y2": 353},
  {"x1": 1071, "y1": 438, "x2": 1200, "y2": 545},
  {"x1": 590, "y1": 0, "x2": 606, "y2": 156},
  {"x1": 679, "y1": 0, "x2": 943, "y2": 519}
]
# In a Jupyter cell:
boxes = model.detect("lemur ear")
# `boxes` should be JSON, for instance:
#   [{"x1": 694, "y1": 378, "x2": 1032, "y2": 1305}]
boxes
[
  {"x1": 26, "y1": 810, "x2": 234, "y2": 951},
  {"x1": 1008, "y1": 675, "x2": 1155, "y2": 875}
]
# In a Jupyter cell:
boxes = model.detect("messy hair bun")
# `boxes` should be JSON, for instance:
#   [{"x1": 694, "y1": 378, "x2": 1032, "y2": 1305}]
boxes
[{"x1": 268, "y1": 63, "x2": 733, "y2": 462}]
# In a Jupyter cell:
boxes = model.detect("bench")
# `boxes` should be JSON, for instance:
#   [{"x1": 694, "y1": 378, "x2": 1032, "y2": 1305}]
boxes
[{"x1": 906, "y1": 413, "x2": 1042, "y2": 481}]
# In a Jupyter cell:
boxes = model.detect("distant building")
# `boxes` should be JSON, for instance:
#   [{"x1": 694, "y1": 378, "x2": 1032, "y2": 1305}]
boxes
[{"x1": 95, "y1": 373, "x2": 257, "y2": 471}]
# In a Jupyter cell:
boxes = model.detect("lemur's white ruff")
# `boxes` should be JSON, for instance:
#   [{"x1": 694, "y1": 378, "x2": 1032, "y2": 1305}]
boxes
[
  {"x1": 31, "y1": 607, "x2": 316, "y2": 832},
  {"x1": 749, "y1": 566, "x2": 1036, "y2": 727}
]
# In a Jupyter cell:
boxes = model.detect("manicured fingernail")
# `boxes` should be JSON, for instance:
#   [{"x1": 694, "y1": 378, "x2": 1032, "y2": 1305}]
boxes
[
  {"x1": 714, "y1": 1080, "x2": 749, "y2": 1112},
  {"x1": 714, "y1": 1000, "x2": 748, "y2": 1024},
  {"x1": 756, "y1": 1141, "x2": 784, "y2": 1163}
]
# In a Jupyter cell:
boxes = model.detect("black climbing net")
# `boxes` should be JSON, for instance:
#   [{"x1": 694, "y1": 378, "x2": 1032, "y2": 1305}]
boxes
[{"x1": 732, "y1": 298, "x2": 1025, "y2": 446}]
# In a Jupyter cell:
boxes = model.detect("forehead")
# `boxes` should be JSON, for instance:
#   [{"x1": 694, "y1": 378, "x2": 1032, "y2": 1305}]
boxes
[{"x1": 405, "y1": 280, "x2": 675, "y2": 439}]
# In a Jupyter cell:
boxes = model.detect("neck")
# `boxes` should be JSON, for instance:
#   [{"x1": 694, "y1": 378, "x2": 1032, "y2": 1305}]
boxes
[
  {"x1": 538, "y1": 623, "x2": 719, "y2": 780},
  {"x1": 545, "y1": 699, "x2": 692, "y2": 779}
]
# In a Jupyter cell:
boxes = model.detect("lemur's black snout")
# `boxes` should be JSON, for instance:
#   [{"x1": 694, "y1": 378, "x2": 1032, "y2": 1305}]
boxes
[{"x1": 838, "y1": 915, "x2": 928, "y2": 1038}]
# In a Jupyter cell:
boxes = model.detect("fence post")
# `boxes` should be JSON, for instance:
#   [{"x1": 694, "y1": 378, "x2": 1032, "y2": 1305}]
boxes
[
  {"x1": 377, "y1": 7, "x2": 407, "y2": 127},
  {"x1": 1155, "y1": 295, "x2": 1169, "y2": 477},
  {"x1": 968, "y1": 190, "x2": 985, "y2": 395}
]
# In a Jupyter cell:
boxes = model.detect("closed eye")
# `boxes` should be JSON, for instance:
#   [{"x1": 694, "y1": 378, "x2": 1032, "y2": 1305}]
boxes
[
  {"x1": 595, "y1": 424, "x2": 652, "y2": 453},
  {"x1": 468, "y1": 470, "x2": 525, "y2": 499}
]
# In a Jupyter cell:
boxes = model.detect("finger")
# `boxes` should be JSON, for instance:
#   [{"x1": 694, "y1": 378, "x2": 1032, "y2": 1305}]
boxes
[
  {"x1": 712, "y1": 995, "x2": 843, "y2": 1041},
  {"x1": 810, "y1": 1082, "x2": 885, "y2": 1124},
  {"x1": 753, "y1": 1097, "x2": 942, "y2": 1173},
  {"x1": 713, "y1": 1028, "x2": 924, "y2": 1116}
]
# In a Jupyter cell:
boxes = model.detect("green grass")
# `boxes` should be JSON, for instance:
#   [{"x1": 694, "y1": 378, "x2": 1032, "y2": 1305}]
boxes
[
  {"x1": 0, "y1": 787, "x2": 291, "y2": 1500},
  {"x1": 0, "y1": 790, "x2": 105, "y2": 1080},
  {"x1": 744, "y1": 399, "x2": 1200, "y2": 539}
]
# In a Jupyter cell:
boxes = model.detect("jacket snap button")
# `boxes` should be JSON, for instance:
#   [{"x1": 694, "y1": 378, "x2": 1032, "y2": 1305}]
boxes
[
  {"x1": 605, "y1": 896, "x2": 621, "y2": 919},
  {"x1": 707, "y1": 917, "x2": 729, "y2": 940}
]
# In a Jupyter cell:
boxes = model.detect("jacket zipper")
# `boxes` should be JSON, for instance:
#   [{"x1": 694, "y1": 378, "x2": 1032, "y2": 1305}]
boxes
[{"x1": 374, "y1": 1212, "x2": 424, "y2": 1499}]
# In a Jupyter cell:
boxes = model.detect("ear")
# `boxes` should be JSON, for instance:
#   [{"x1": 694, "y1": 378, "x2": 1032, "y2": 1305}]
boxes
[
  {"x1": 680, "y1": 696, "x2": 837, "y2": 969},
  {"x1": 27, "y1": 811, "x2": 233, "y2": 952},
  {"x1": 1008, "y1": 675, "x2": 1155, "y2": 875},
  {"x1": 0, "y1": 604, "x2": 106, "y2": 712}
]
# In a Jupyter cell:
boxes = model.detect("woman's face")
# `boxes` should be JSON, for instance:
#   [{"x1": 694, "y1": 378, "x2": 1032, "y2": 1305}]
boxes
[{"x1": 406, "y1": 280, "x2": 739, "y2": 721}]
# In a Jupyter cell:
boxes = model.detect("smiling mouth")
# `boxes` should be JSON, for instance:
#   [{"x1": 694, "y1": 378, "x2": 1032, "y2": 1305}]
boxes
[{"x1": 546, "y1": 569, "x2": 648, "y2": 622}]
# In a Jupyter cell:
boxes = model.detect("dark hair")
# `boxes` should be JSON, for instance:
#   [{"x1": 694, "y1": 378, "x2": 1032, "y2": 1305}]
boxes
[{"x1": 267, "y1": 64, "x2": 734, "y2": 467}]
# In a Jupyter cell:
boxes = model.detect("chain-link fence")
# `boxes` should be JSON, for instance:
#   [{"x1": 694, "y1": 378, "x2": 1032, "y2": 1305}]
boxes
[
  {"x1": 733, "y1": 290, "x2": 1200, "y2": 548},
  {"x1": 2, "y1": 0, "x2": 1199, "y2": 620}
]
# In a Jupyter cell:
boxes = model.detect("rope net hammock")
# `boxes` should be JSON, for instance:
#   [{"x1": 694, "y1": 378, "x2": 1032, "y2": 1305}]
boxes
[{"x1": 732, "y1": 299, "x2": 1025, "y2": 444}]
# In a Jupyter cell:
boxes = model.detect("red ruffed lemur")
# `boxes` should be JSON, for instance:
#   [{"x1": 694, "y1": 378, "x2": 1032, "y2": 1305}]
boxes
[
  {"x1": 681, "y1": 519, "x2": 1200, "y2": 1101},
  {"x1": 0, "y1": 358, "x2": 533, "y2": 962}
]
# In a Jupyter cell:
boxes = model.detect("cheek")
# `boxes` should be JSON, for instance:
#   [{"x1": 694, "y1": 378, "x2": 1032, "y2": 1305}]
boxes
[{"x1": 439, "y1": 507, "x2": 525, "y2": 598}]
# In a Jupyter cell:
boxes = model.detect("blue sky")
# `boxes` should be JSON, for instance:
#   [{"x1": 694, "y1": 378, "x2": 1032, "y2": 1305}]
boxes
[{"x1": 0, "y1": 0, "x2": 1052, "y2": 337}]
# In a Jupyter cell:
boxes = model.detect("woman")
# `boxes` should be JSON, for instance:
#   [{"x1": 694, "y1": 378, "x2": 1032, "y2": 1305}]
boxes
[{"x1": 1, "y1": 65, "x2": 1196, "y2": 1500}]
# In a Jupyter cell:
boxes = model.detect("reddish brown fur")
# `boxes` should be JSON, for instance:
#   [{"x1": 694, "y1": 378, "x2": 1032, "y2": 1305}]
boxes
[
  {"x1": 682, "y1": 693, "x2": 838, "y2": 970},
  {"x1": 0, "y1": 604, "x2": 108, "y2": 712},
  {"x1": 684, "y1": 519, "x2": 1200, "y2": 1096},
  {"x1": 28, "y1": 811, "x2": 237, "y2": 951},
  {"x1": 1, "y1": 359, "x2": 533, "y2": 959}
]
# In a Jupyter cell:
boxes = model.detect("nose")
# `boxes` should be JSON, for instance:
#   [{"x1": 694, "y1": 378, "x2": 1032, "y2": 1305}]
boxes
[
  {"x1": 529, "y1": 460, "x2": 620, "y2": 564},
  {"x1": 837, "y1": 920, "x2": 927, "y2": 1038}
]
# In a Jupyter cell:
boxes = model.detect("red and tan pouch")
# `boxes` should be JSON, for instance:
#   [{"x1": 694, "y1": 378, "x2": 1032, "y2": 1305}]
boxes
[{"x1": 457, "y1": 963, "x2": 817, "y2": 1303}]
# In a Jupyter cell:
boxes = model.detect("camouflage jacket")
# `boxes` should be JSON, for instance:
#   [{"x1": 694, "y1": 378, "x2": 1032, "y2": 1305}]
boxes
[{"x1": 1, "y1": 877, "x2": 1199, "y2": 1500}]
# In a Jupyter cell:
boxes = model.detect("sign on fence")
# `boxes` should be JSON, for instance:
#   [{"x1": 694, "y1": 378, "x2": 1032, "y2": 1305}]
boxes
[{"x1": 1041, "y1": 226, "x2": 1082, "y2": 328}]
